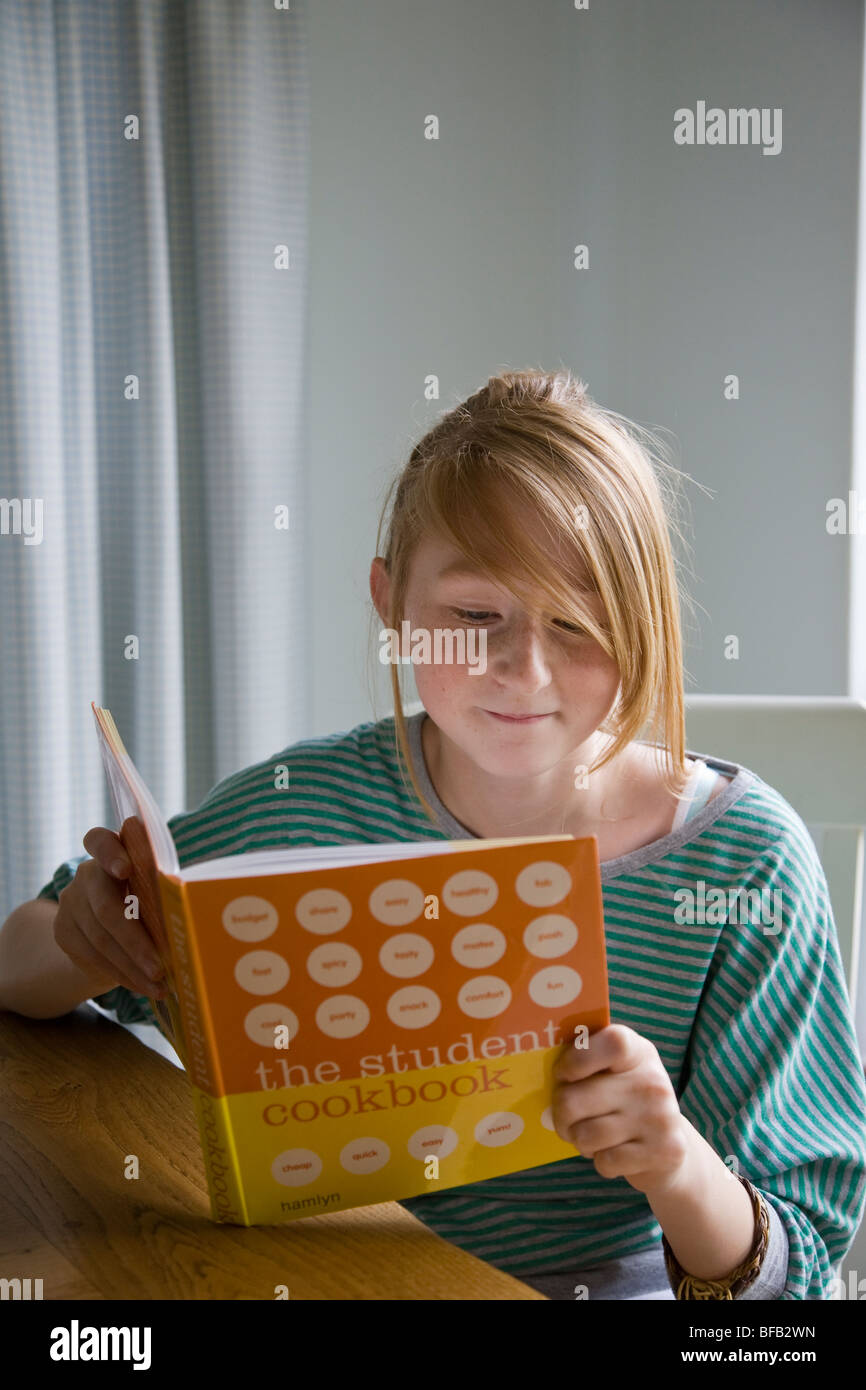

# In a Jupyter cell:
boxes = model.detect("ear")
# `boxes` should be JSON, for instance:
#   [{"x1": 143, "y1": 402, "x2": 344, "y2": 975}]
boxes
[{"x1": 369, "y1": 556, "x2": 392, "y2": 627}]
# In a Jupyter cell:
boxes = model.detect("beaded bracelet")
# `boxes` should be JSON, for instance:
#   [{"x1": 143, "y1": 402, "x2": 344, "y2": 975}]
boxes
[{"x1": 661, "y1": 1173, "x2": 770, "y2": 1300}]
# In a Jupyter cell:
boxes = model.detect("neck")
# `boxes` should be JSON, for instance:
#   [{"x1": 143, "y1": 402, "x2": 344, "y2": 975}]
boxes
[{"x1": 420, "y1": 714, "x2": 635, "y2": 841}]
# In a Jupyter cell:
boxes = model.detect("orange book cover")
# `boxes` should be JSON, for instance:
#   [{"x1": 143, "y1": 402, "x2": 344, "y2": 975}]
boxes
[{"x1": 92, "y1": 702, "x2": 610, "y2": 1226}]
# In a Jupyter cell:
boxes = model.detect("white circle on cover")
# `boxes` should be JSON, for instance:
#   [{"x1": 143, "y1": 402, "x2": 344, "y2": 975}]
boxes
[
  {"x1": 408, "y1": 1125, "x2": 459, "y2": 1161},
  {"x1": 271, "y1": 1149, "x2": 323, "y2": 1186},
  {"x1": 244, "y1": 1002, "x2": 299, "y2": 1048},
  {"x1": 386, "y1": 985, "x2": 441, "y2": 1029},
  {"x1": 540, "y1": 1106, "x2": 556, "y2": 1131},
  {"x1": 306, "y1": 940, "x2": 362, "y2": 988},
  {"x1": 442, "y1": 869, "x2": 499, "y2": 916},
  {"x1": 458, "y1": 975, "x2": 512, "y2": 1018},
  {"x1": 339, "y1": 1138, "x2": 391, "y2": 1174},
  {"x1": 528, "y1": 964, "x2": 583, "y2": 1006},
  {"x1": 450, "y1": 923, "x2": 506, "y2": 969},
  {"x1": 295, "y1": 887, "x2": 352, "y2": 934},
  {"x1": 475, "y1": 1112, "x2": 525, "y2": 1147},
  {"x1": 316, "y1": 994, "x2": 370, "y2": 1039},
  {"x1": 234, "y1": 950, "x2": 290, "y2": 995},
  {"x1": 379, "y1": 932, "x2": 435, "y2": 978},
  {"x1": 222, "y1": 895, "x2": 279, "y2": 942},
  {"x1": 523, "y1": 914, "x2": 579, "y2": 959},
  {"x1": 368, "y1": 879, "x2": 425, "y2": 926},
  {"x1": 515, "y1": 860, "x2": 572, "y2": 907}
]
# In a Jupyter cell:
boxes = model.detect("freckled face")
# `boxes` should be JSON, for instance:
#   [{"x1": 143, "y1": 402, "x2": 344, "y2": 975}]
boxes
[{"x1": 402, "y1": 535, "x2": 621, "y2": 777}]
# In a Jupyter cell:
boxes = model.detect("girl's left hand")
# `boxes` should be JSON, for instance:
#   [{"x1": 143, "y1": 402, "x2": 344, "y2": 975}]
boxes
[{"x1": 551, "y1": 1023, "x2": 693, "y2": 1198}]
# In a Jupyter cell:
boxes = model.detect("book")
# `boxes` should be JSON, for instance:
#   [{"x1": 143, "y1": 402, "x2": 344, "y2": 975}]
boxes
[{"x1": 92, "y1": 702, "x2": 611, "y2": 1226}]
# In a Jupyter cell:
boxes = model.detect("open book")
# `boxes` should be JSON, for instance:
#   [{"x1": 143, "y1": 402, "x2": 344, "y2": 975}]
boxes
[{"x1": 92, "y1": 702, "x2": 610, "y2": 1226}]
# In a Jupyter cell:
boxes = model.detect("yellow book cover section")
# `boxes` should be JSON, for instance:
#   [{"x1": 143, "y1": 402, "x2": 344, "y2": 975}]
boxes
[{"x1": 91, "y1": 704, "x2": 610, "y2": 1227}]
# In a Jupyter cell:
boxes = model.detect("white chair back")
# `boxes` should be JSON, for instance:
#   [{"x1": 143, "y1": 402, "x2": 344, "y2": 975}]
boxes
[{"x1": 685, "y1": 695, "x2": 866, "y2": 1012}]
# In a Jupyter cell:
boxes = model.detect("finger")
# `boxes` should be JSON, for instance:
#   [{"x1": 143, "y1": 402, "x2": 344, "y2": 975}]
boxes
[
  {"x1": 552, "y1": 1033, "x2": 607, "y2": 1084},
  {"x1": 552, "y1": 1078, "x2": 621, "y2": 1138},
  {"x1": 553, "y1": 1024, "x2": 640, "y2": 1083},
  {"x1": 77, "y1": 894, "x2": 166, "y2": 997},
  {"x1": 56, "y1": 912, "x2": 145, "y2": 996},
  {"x1": 83, "y1": 826, "x2": 130, "y2": 880},
  {"x1": 89, "y1": 873, "x2": 165, "y2": 982},
  {"x1": 589, "y1": 1140, "x2": 655, "y2": 1182},
  {"x1": 559, "y1": 1112, "x2": 629, "y2": 1157}
]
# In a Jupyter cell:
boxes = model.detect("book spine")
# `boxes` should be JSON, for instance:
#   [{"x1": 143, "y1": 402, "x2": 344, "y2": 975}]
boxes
[
  {"x1": 157, "y1": 874, "x2": 248, "y2": 1222},
  {"x1": 156, "y1": 874, "x2": 223, "y2": 1094},
  {"x1": 190, "y1": 1087, "x2": 250, "y2": 1226}
]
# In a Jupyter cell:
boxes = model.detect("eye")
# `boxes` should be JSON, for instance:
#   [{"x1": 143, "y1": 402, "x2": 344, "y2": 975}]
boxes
[
  {"x1": 451, "y1": 608, "x2": 586, "y2": 631},
  {"x1": 452, "y1": 608, "x2": 496, "y2": 624}
]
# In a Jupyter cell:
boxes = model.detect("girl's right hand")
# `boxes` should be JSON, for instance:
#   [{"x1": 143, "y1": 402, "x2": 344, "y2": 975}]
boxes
[{"x1": 53, "y1": 827, "x2": 169, "y2": 999}]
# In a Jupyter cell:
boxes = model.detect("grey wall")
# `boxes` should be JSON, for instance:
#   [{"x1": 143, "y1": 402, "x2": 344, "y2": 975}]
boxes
[{"x1": 306, "y1": 0, "x2": 864, "y2": 737}]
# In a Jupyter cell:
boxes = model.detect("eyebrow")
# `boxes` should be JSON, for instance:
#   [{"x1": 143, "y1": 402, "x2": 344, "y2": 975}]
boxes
[
  {"x1": 436, "y1": 563, "x2": 495, "y2": 582},
  {"x1": 435, "y1": 562, "x2": 599, "y2": 598}
]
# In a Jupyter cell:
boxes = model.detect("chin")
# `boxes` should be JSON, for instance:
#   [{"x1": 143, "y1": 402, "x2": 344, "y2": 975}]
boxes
[{"x1": 444, "y1": 714, "x2": 567, "y2": 773}]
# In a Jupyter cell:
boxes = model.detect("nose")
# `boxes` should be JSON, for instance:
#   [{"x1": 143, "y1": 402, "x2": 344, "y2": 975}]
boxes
[{"x1": 488, "y1": 615, "x2": 553, "y2": 692}]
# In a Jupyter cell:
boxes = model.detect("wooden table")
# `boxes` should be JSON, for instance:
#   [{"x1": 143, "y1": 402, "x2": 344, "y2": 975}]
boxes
[{"x1": 0, "y1": 1005, "x2": 546, "y2": 1300}]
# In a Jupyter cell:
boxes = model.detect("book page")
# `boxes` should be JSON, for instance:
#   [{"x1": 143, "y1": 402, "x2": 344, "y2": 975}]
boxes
[
  {"x1": 180, "y1": 834, "x2": 574, "y2": 882},
  {"x1": 91, "y1": 704, "x2": 186, "y2": 1062}
]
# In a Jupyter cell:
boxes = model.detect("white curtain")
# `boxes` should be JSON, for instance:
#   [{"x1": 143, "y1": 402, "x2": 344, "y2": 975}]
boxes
[{"x1": 0, "y1": 0, "x2": 310, "y2": 920}]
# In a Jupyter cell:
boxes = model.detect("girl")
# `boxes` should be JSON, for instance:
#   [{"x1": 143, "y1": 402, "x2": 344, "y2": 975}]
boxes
[{"x1": 6, "y1": 368, "x2": 866, "y2": 1300}]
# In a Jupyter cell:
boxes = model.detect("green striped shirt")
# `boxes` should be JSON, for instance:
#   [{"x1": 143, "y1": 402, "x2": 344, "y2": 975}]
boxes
[{"x1": 37, "y1": 710, "x2": 866, "y2": 1299}]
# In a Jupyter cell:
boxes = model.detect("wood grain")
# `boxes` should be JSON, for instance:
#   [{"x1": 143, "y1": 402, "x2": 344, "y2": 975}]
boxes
[{"x1": 0, "y1": 1006, "x2": 547, "y2": 1300}]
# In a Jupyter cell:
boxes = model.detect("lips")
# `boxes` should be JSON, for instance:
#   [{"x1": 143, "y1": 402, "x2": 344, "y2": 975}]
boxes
[{"x1": 483, "y1": 710, "x2": 554, "y2": 722}]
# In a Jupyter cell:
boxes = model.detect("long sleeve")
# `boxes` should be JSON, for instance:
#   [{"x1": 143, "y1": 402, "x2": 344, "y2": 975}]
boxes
[{"x1": 675, "y1": 812, "x2": 866, "y2": 1299}]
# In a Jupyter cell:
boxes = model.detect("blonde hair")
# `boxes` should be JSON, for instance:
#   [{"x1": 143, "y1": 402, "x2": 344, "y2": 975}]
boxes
[{"x1": 368, "y1": 367, "x2": 704, "y2": 829}]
